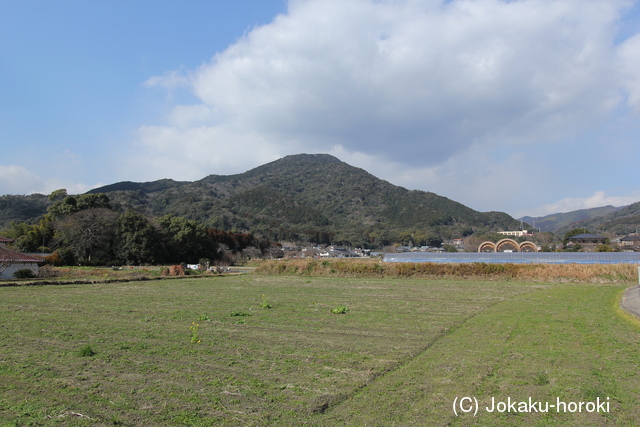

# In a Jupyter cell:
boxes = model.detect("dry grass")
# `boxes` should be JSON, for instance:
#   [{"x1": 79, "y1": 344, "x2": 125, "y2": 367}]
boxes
[{"x1": 255, "y1": 258, "x2": 639, "y2": 283}]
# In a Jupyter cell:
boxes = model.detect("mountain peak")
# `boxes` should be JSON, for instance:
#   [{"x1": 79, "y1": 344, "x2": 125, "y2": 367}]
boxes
[
  {"x1": 254, "y1": 153, "x2": 342, "y2": 171},
  {"x1": 279, "y1": 153, "x2": 341, "y2": 163}
]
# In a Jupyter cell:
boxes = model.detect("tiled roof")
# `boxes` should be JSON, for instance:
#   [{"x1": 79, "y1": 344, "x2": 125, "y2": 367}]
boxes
[
  {"x1": 0, "y1": 236, "x2": 14, "y2": 243},
  {"x1": 0, "y1": 246, "x2": 44, "y2": 263}
]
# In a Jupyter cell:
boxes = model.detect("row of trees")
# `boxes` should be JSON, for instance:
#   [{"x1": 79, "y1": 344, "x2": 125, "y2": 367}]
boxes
[{"x1": 2, "y1": 190, "x2": 281, "y2": 266}]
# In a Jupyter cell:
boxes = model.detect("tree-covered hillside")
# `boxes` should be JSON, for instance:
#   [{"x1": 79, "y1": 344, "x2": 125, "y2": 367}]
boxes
[
  {"x1": 0, "y1": 194, "x2": 51, "y2": 228},
  {"x1": 522, "y1": 205, "x2": 622, "y2": 233},
  {"x1": 553, "y1": 202, "x2": 640, "y2": 237}
]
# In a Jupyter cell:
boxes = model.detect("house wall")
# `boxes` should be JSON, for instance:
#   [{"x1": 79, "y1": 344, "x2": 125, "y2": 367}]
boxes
[{"x1": 0, "y1": 262, "x2": 39, "y2": 280}]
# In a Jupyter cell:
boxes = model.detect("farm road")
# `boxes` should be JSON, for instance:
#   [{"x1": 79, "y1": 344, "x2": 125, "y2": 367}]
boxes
[{"x1": 621, "y1": 285, "x2": 640, "y2": 318}]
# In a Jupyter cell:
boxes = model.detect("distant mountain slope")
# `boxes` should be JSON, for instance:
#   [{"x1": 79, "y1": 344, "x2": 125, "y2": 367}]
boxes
[
  {"x1": 85, "y1": 153, "x2": 521, "y2": 246},
  {"x1": 553, "y1": 202, "x2": 640, "y2": 237},
  {"x1": 86, "y1": 179, "x2": 186, "y2": 194},
  {"x1": 522, "y1": 205, "x2": 623, "y2": 233},
  {"x1": 0, "y1": 194, "x2": 51, "y2": 228}
]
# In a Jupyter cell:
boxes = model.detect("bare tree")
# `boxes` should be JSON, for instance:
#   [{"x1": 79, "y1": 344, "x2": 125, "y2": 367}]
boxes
[
  {"x1": 55, "y1": 208, "x2": 118, "y2": 263},
  {"x1": 241, "y1": 246, "x2": 263, "y2": 261}
]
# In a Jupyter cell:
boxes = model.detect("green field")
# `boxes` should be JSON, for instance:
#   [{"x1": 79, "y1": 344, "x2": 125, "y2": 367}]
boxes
[{"x1": 1, "y1": 275, "x2": 639, "y2": 426}]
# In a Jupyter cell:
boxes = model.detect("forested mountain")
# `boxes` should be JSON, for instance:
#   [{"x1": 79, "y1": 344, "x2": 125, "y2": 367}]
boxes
[
  {"x1": 522, "y1": 205, "x2": 623, "y2": 233},
  {"x1": 83, "y1": 154, "x2": 520, "y2": 247},
  {"x1": 0, "y1": 194, "x2": 51, "y2": 227},
  {"x1": 553, "y1": 202, "x2": 640, "y2": 237}
]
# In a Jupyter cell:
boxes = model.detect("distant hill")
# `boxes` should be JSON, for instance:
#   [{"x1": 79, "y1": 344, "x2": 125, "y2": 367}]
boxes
[
  {"x1": 522, "y1": 205, "x2": 623, "y2": 233},
  {"x1": 83, "y1": 153, "x2": 521, "y2": 246},
  {"x1": 0, "y1": 194, "x2": 51, "y2": 228},
  {"x1": 87, "y1": 178, "x2": 186, "y2": 194},
  {"x1": 552, "y1": 202, "x2": 640, "y2": 237}
]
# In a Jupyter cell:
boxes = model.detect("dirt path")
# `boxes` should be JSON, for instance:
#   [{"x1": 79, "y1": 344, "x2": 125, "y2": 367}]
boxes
[{"x1": 621, "y1": 284, "x2": 640, "y2": 318}]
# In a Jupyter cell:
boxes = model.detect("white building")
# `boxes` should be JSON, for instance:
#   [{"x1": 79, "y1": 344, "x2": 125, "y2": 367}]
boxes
[
  {"x1": 497, "y1": 230, "x2": 529, "y2": 237},
  {"x1": 0, "y1": 246, "x2": 43, "y2": 279}
]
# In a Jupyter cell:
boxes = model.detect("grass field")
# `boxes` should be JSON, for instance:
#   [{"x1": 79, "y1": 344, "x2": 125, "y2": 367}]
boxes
[{"x1": 1, "y1": 274, "x2": 639, "y2": 426}]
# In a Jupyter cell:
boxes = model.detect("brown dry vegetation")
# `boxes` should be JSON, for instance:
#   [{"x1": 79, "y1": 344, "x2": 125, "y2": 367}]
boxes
[{"x1": 255, "y1": 258, "x2": 638, "y2": 283}]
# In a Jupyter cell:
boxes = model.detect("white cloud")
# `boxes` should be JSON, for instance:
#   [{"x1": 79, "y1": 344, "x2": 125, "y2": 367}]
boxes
[
  {"x1": 0, "y1": 165, "x2": 100, "y2": 196},
  {"x1": 143, "y1": 0, "x2": 632, "y2": 153},
  {"x1": 125, "y1": 125, "x2": 284, "y2": 181},
  {"x1": 178, "y1": 0, "x2": 626, "y2": 162},
  {"x1": 0, "y1": 165, "x2": 46, "y2": 195},
  {"x1": 618, "y1": 32, "x2": 640, "y2": 112}
]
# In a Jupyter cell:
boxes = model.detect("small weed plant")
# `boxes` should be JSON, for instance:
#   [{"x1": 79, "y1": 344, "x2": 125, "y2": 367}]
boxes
[
  {"x1": 198, "y1": 313, "x2": 211, "y2": 321},
  {"x1": 189, "y1": 322, "x2": 200, "y2": 344},
  {"x1": 331, "y1": 306, "x2": 349, "y2": 314},
  {"x1": 260, "y1": 295, "x2": 273, "y2": 309}
]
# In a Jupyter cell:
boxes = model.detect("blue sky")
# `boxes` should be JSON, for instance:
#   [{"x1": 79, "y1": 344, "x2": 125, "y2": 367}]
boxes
[{"x1": 1, "y1": 0, "x2": 640, "y2": 218}]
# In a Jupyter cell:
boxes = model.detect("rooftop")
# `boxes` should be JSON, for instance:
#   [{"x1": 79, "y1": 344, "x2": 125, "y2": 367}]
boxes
[
  {"x1": 568, "y1": 233, "x2": 605, "y2": 240},
  {"x1": 0, "y1": 246, "x2": 44, "y2": 263}
]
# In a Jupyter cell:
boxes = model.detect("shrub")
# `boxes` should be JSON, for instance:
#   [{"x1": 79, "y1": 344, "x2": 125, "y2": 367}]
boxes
[
  {"x1": 44, "y1": 252, "x2": 65, "y2": 266},
  {"x1": 13, "y1": 269, "x2": 36, "y2": 279}
]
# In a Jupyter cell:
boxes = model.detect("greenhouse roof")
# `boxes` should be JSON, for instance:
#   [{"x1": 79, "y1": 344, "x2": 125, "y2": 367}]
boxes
[{"x1": 383, "y1": 252, "x2": 640, "y2": 264}]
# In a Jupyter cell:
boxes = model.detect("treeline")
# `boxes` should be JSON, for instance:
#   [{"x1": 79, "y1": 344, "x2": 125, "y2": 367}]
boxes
[{"x1": 1, "y1": 190, "x2": 281, "y2": 266}]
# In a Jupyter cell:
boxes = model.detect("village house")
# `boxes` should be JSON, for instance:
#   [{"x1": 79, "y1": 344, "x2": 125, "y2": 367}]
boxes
[
  {"x1": 619, "y1": 234, "x2": 640, "y2": 252},
  {"x1": 320, "y1": 246, "x2": 360, "y2": 258},
  {"x1": 0, "y1": 237, "x2": 43, "y2": 280}
]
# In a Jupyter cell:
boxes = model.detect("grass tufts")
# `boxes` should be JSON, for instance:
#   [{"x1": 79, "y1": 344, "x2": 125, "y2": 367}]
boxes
[
  {"x1": 77, "y1": 345, "x2": 96, "y2": 357},
  {"x1": 230, "y1": 310, "x2": 252, "y2": 317}
]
